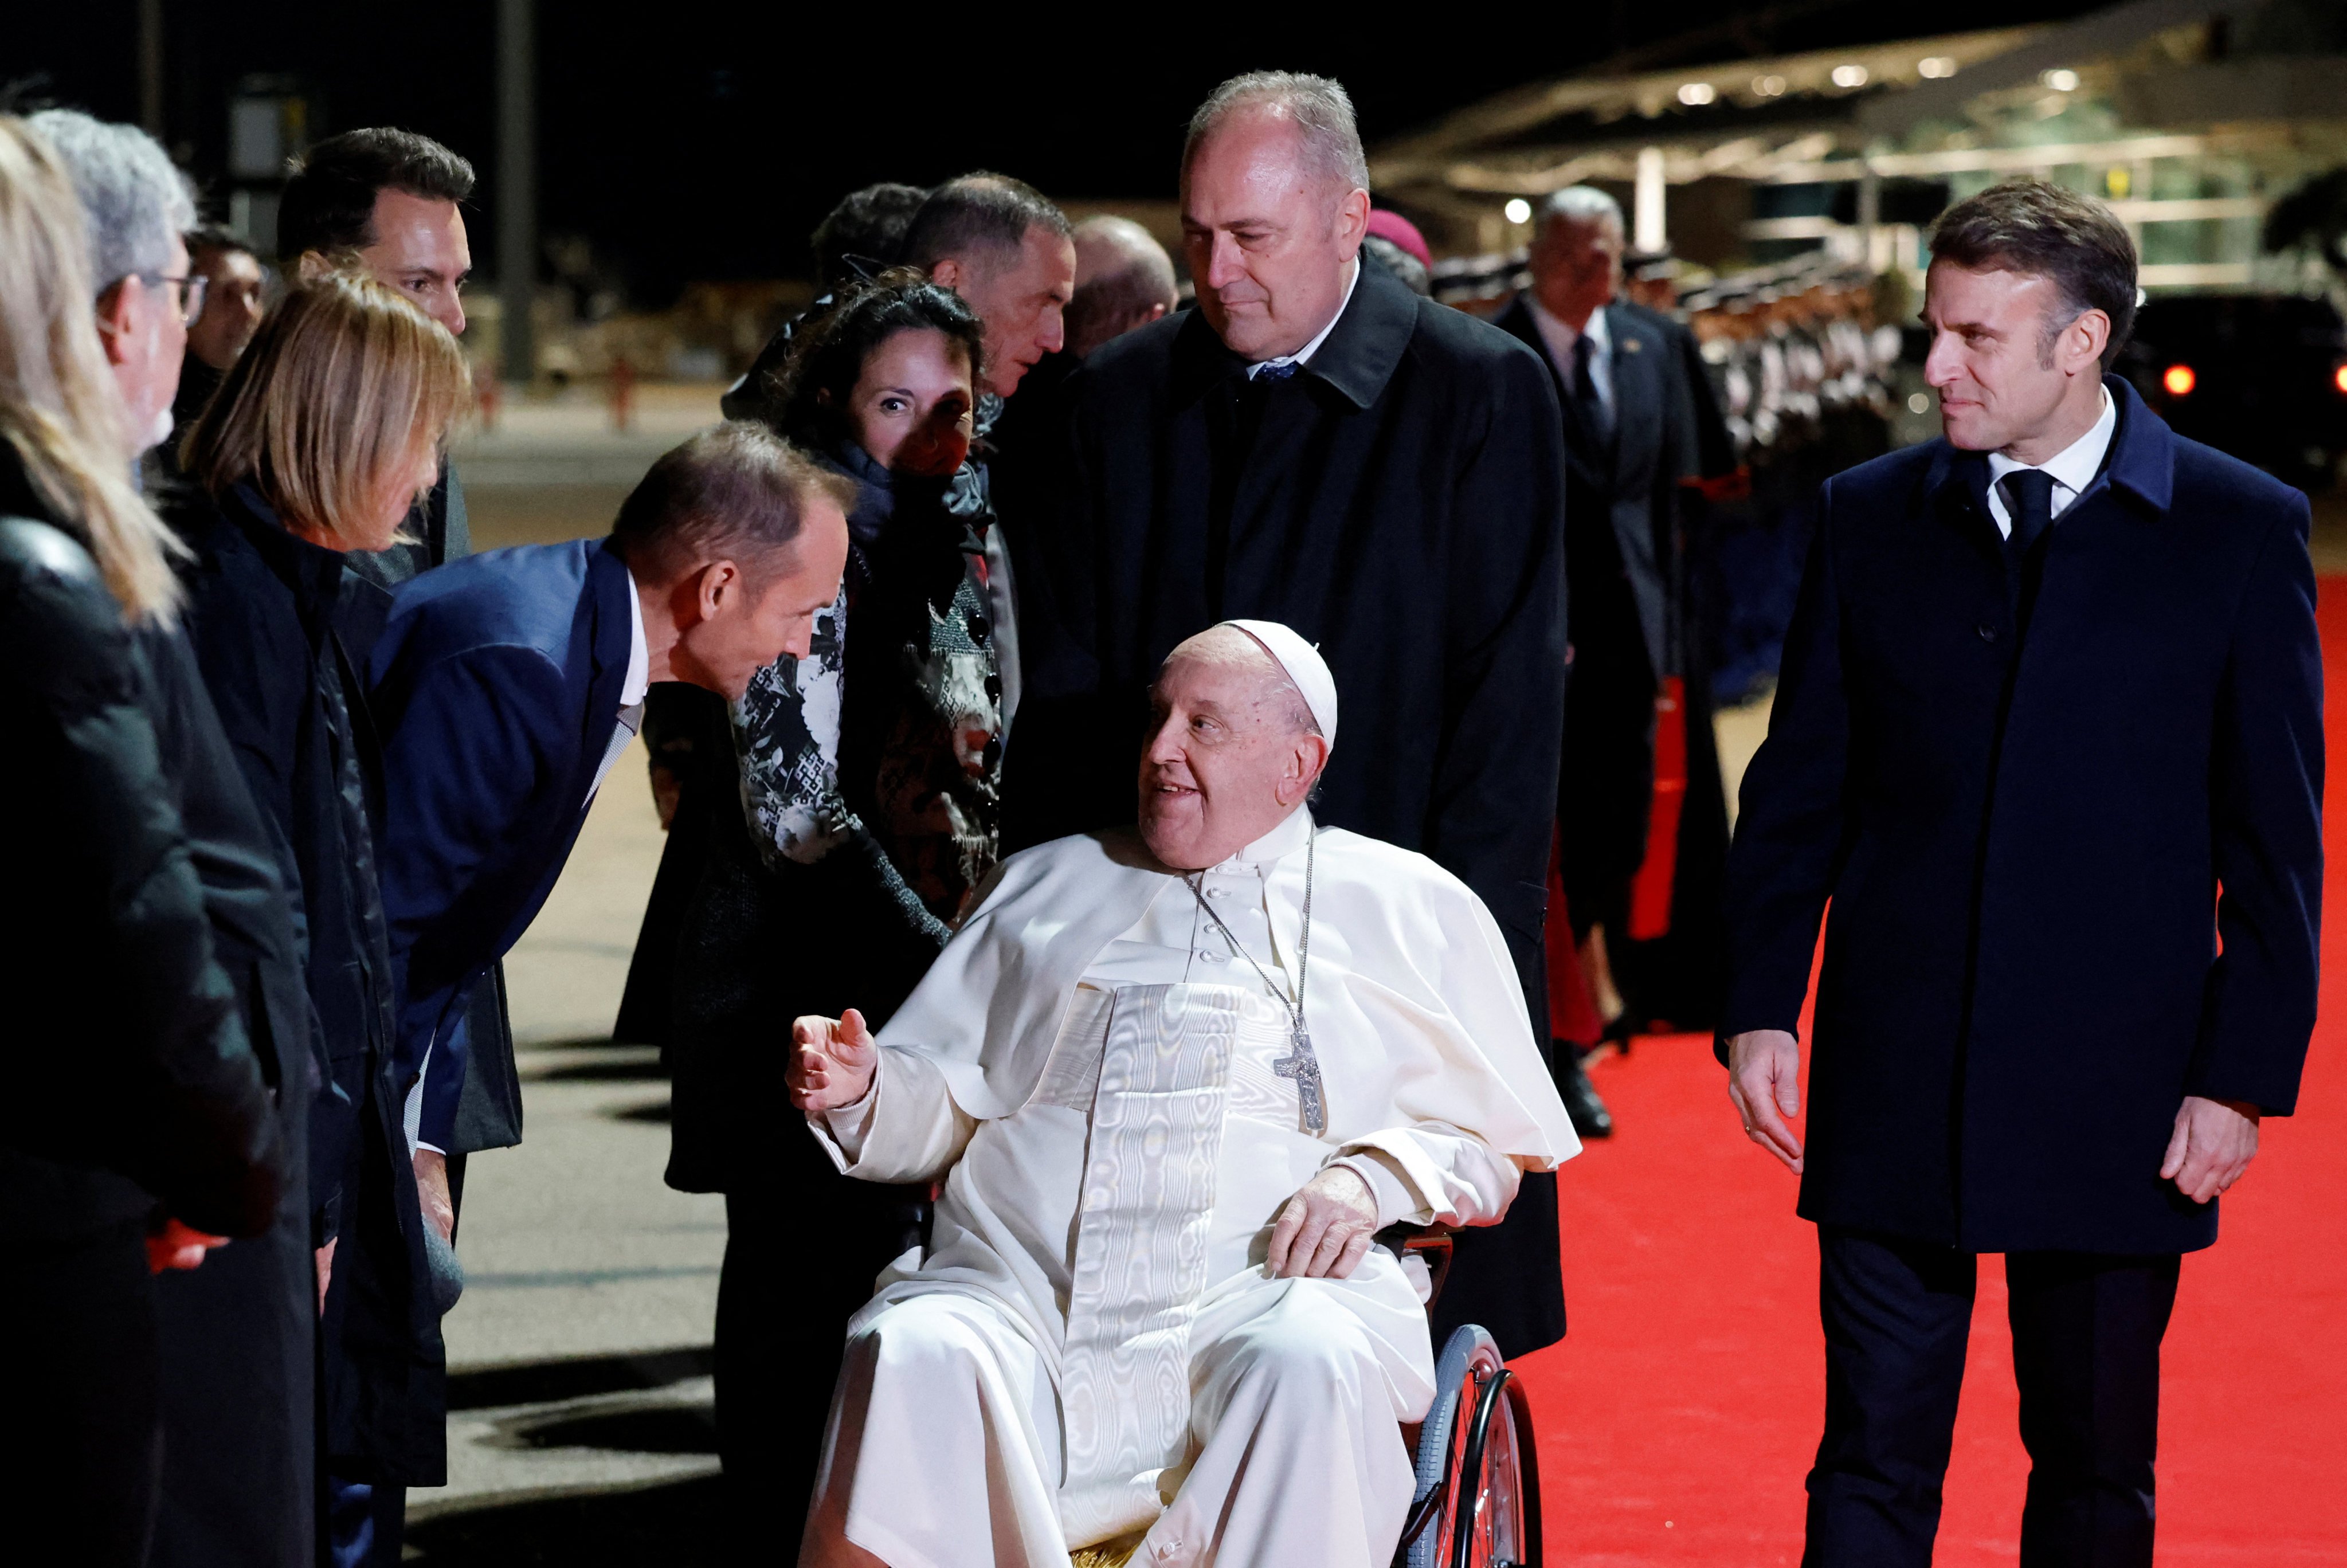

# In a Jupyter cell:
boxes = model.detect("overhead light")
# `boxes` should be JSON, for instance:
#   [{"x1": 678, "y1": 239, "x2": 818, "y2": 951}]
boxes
[
  {"x1": 2162, "y1": 363, "x2": 2196, "y2": 397},
  {"x1": 1504, "y1": 198, "x2": 1532, "y2": 225},
  {"x1": 1831, "y1": 64, "x2": 1870, "y2": 89},
  {"x1": 1918, "y1": 56, "x2": 1958, "y2": 80},
  {"x1": 1678, "y1": 82, "x2": 1717, "y2": 107},
  {"x1": 2042, "y1": 68, "x2": 2080, "y2": 92},
  {"x1": 1753, "y1": 74, "x2": 1788, "y2": 96}
]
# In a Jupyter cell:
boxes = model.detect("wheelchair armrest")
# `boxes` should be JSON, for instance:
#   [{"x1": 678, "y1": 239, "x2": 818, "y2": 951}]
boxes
[{"x1": 1374, "y1": 1224, "x2": 1455, "y2": 1312}]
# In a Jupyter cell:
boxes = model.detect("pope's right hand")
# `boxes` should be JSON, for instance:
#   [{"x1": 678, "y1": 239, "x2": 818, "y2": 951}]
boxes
[{"x1": 790, "y1": 1009, "x2": 877, "y2": 1112}]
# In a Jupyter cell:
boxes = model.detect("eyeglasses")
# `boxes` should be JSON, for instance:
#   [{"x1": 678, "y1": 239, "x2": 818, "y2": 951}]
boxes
[{"x1": 134, "y1": 271, "x2": 210, "y2": 328}]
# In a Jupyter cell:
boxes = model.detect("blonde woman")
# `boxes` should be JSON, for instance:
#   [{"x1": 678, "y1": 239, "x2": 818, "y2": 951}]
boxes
[
  {"x1": 171, "y1": 271, "x2": 468, "y2": 1537},
  {"x1": 0, "y1": 115, "x2": 284, "y2": 1566}
]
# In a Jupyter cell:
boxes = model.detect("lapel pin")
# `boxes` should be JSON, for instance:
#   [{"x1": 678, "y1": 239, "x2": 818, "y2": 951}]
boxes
[{"x1": 1623, "y1": 337, "x2": 1643, "y2": 354}]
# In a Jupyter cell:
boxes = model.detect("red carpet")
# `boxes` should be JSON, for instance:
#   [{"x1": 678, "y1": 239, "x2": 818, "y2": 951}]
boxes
[{"x1": 1510, "y1": 578, "x2": 2347, "y2": 1565}]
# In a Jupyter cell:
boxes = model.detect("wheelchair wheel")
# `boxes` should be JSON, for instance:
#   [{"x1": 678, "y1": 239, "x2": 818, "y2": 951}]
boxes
[{"x1": 1398, "y1": 1326, "x2": 1543, "y2": 1568}]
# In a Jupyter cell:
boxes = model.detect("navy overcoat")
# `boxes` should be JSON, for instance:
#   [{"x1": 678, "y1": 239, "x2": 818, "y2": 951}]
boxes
[{"x1": 1721, "y1": 378, "x2": 2322, "y2": 1254}]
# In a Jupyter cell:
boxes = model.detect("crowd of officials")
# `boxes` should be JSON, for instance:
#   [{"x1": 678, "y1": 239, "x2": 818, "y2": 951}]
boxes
[
  {"x1": 1, "y1": 58, "x2": 2319, "y2": 1568},
  {"x1": 0, "y1": 73, "x2": 1724, "y2": 1564}
]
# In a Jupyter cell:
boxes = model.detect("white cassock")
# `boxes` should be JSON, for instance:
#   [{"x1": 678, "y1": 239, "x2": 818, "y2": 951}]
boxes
[{"x1": 798, "y1": 806, "x2": 1578, "y2": 1568}]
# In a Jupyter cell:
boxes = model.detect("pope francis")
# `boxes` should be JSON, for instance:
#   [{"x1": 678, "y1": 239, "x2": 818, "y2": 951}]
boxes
[{"x1": 788, "y1": 620, "x2": 1578, "y2": 1568}]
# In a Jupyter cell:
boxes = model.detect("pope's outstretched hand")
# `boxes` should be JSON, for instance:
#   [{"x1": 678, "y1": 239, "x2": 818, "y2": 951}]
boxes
[{"x1": 790, "y1": 1009, "x2": 878, "y2": 1111}]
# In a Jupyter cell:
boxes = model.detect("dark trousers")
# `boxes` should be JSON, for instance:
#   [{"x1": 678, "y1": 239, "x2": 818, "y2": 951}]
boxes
[
  {"x1": 715, "y1": 1186, "x2": 923, "y2": 1555},
  {"x1": 1557, "y1": 630, "x2": 1656, "y2": 943},
  {"x1": 0, "y1": 1221, "x2": 161, "y2": 1568},
  {"x1": 1805, "y1": 1227, "x2": 2181, "y2": 1568}
]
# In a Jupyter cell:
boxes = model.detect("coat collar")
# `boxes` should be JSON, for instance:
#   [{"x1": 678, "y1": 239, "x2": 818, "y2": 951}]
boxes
[
  {"x1": 1168, "y1": 251, "x2": 1420, "y2": 413},
  {"x1": 2096, "y1": 374, "x2": 2174, "y2": 515},
  {"x1": 560, "y1": 538, "x2": 640, "y2": 808},
  {"x1": 1915, "y1": 373, "x2": 2174, "y2": 524},
  {"x1": 1491, "y1": 295, "x2": 1558, "y2": 393},
  {"x1": 587, "y1": 535, "x2": 636, "y2": 681},
  {"x1": 1491, "y1": 293, "x2": 1622, "y2": 485},
  {"x1": 221, "y1": 481, "x2": 348, "y2": 610}
]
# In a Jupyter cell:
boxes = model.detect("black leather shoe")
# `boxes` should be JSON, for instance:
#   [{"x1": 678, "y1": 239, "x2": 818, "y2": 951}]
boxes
[{"x1": 1553, "y1": 1042, "x2": 1615, "y2": 1139}]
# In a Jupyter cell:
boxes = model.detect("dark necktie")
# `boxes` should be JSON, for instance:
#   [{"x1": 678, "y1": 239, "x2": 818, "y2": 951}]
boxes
[
  {"x1": 1572, "y1": 332, "x2": 1612, "y2": 442},
  {"x1": 2001, "y1": 469, "x2": 2057, "y2": 560},
  {"x1": 1252, "y1": 359, "x2": 1300, "y2": 382}
]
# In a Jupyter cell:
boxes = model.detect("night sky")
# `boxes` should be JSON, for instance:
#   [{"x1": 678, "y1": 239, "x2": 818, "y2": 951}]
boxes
[{"x1": 8, "y1": 0, "x2": 2102, "y2": 305}]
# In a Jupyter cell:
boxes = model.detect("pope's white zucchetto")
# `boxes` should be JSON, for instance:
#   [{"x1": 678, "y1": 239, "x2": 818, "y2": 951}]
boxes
[{"x1": 1218, "y1": 619, "x2": 1338, "y2": 747}]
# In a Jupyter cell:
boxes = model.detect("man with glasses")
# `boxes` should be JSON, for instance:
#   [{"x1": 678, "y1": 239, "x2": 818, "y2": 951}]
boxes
[
  {"x1": 30, "y1": 106, "x2": 321, "y2": 1568},
  {"x1": 29, "y1": 110, "x2": 201, "y2": 460}
]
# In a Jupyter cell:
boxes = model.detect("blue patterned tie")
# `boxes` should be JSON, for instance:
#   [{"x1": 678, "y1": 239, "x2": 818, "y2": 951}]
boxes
[{"x1": 1252, "y1": 359, "x2": 1300, "y2": 382}]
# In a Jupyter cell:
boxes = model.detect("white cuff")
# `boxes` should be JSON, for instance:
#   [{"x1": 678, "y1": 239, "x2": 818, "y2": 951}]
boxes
[
  {"x1": 815, "y1": 1072, "x2": 882, "y2": 1162},
  {"x1": 1332, "y1": 1150, "x2": 1427, "y2": 1229}
]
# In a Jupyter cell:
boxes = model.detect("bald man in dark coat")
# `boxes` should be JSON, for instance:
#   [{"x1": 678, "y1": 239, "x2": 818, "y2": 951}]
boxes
[{"x1": 1008, "y1": 72, "x2": 1570, "y2": 1356}]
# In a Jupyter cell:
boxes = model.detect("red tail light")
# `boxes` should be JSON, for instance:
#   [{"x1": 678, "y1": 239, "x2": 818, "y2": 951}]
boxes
[{"x1": 2162, "y1": 363, "x2": 2196, "y2": 397}]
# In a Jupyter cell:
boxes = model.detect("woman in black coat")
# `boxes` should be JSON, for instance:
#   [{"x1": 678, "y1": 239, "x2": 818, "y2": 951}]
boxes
[
  {"x1": 652, "y1": 274, "x2": 1004, "y2": 1540},
  {"x1": 0, "y1": 116, "x2": 283, "y2": 1567},
  {"x1": 171, "y1": 271, "x2": 469, "y2": 1552}
]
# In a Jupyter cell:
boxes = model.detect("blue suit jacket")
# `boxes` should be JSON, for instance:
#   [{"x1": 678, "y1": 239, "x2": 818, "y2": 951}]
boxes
[
  {"x1": 1721, "y1": 377, "x2": 2322, "y2": 1254},
  {"x1": 369, "y1": 537, "x2": 635, "y2": 1150}
]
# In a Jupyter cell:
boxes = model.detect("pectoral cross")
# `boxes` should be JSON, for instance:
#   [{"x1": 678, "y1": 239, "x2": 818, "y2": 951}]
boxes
[{"x1": 1274, "y1": 1026, "x2": 1327, "y2": 1135}]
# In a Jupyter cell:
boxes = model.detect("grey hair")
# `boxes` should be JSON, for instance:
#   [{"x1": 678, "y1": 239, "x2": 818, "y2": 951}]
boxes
[
  {"x1": 26, "y1": 109, "x2": 194, "y2": 292},
  {"x1": 1539, "y1": 185, "x2": 1625, "y2": 236},
  {"x1": 1184, "y1": 72, "x2": 1370, "y2": 195},
  {"x1": 1166, "y1": 624, "x2": 1323, "y2": 739}
]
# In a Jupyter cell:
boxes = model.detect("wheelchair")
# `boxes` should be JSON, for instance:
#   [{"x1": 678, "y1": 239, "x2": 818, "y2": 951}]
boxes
[{"x1": 1384, "y1": 1229, "x2": 1543, "y2": 1568}]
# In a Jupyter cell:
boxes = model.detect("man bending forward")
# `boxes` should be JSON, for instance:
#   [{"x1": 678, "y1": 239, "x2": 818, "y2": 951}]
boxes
[{"x1": 790, "y1": 622, "x2": 1577, "y2": 1566}]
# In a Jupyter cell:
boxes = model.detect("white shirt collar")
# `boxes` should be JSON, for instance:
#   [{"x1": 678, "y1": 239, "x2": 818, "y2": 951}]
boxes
[
  {"x1": 1247, "y1": 260, "x2": 1359, "y2": 379},
  {"x1": 1523, "y1": 293, "x2": 1609, "y2": 382},
  {"x1": 621, "y1": 567, "x2": 649, "y2": 708},
  {"x1": 1208, "y1": 807, "x2": 1315, "y2": 872},
  {"x1": 1985, "y1": 385, "x2": 2116, "y2": 533}
]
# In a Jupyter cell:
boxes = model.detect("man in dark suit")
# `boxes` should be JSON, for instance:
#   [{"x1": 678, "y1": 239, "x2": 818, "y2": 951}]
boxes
[
  {"x1": 1721, "y1": 179, "x2": 2322, "y2": 1567},
  {"x1": 365, "y1": 428, "x2": 851, "y2": 1539},
  {"x1": 1492, "y1": 186, "x2": 1731, "y2": 1135},
  {"x1": 1009, "y1": 70, "x2": 1570, "y2": 1357},
  {"x1": 371, "y1": 425, "x2": 851, "y2": 1175}
]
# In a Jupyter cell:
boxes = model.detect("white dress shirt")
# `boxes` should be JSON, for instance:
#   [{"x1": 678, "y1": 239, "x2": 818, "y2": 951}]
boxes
[
  {"x1": 1525, "y1": 293, "x2": 1615, "y2": 413},
  {"x1": 1985, "y1": 386, "x2": 2117, "y2": 538},
  {"x1": 587, "y1": 569, "x2": 650, "y2": 802},
  {"x1": 1245, "y1": 258, "x2": 1360, "y2": 379}
]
